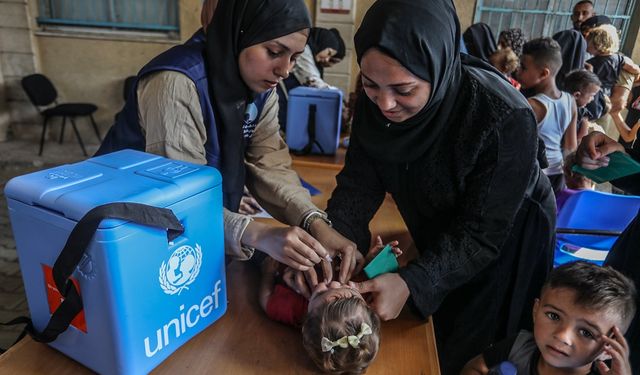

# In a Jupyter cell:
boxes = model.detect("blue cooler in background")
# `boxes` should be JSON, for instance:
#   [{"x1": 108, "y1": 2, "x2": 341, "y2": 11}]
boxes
[
  {"x1": 286, "y1": 87, "x2": 343, "y2": 155},
  {"x1": 4, "y1": 149, "x2": 227, "y2": 375}
]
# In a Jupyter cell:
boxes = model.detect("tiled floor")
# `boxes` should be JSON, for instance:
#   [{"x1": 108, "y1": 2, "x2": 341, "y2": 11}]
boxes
[{"x1": 0, "y1": 140, "x2": 98, "y2": 350}]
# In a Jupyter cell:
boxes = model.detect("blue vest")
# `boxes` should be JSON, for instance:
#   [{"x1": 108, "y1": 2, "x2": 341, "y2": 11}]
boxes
[{"x1": 97, "y1": 29, "x2": 270, "y2": 173}]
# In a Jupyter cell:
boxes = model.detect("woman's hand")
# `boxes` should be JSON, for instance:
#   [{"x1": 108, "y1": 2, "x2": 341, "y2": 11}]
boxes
[
  {"x1": 355, "y1": 273, "x2": 410, "y2": 321},
  {"x1": 309, "y1": 220, "x2": 363, "y2": 283},
  {"x1": 242, "y1": 221, "x2": 330, "y2": 272},
  {"x1": 364, "y1": 235, "x2": 401, "y2": 264},
  {"x1": 595, "y1": 326, "x2": 632, "y2": 375},
  {"x1": 238, "y1": 186, "x2": 262, "y2": 215},
  {"x1": 575, "y1": 131, "x2": 625, "y2": 170}
]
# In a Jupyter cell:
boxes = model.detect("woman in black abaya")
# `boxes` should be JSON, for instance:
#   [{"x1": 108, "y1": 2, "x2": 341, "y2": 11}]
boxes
[{"x1": 318, "y1": 0, "x2": 556, "y2": 372}]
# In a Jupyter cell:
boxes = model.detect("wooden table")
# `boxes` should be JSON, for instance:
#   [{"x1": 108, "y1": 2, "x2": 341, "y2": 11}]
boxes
[{"x1": 0, "y1": 155, "x2": 440, "y2": 374}]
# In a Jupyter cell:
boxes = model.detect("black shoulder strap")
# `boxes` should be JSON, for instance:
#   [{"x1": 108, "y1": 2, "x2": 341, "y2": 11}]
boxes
[
  {"x1": 292, "y1": 104, "x2": 324, "y2": 155},
  {"x1": 1, "y1": 202, "x2": 183, "y2": 346}
]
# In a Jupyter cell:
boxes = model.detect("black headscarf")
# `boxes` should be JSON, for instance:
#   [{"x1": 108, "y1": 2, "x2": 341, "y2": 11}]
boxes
[
  {"x1": 206, "y1": 0, "x2": 311, "y2": 211},
  {"x1": 307, "y1": 27, "x2": 346, "y2": 76},
  {"x1": 463, "y1": 22, "x2": 497, "y2": 62},
  {"x1": 353, "y1": 0, "x2": 462, "y2": 163},
  {"x1": 552, "y1": 29, "x2": 587, "y2": 91}
]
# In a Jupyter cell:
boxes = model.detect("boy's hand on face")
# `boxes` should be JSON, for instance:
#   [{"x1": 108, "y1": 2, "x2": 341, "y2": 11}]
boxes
[{"x1": 595, "y1": 326, "x2": 632, "y2": 375}]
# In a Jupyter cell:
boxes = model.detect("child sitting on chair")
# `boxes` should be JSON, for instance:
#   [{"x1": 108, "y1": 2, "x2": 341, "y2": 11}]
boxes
[
  {"x1": 259, "y1": 236, "x2": 400, "y2": 374},
  {"x1": 461, "y1": 261, "x2": 637, "y2": 375}
]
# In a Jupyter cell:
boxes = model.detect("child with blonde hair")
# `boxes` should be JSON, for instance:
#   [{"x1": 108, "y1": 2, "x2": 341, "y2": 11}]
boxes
[
  {"x1": 586, "y1": 25, "x2": 640, "y2": 143},
  {"x1": 260, "y1": 236, "x2": 400, "y2": 374},
  {"x1": 489, "y1": 47, "x2": 521, "y2": 90},
  {"x1": 586, "y1": 25, "x2": 639, "y2": 97}
]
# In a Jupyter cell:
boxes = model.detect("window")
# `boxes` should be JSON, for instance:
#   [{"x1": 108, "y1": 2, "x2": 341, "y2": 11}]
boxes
[
  {"x1": 474, "y1": 0, "x2": 637, "y2": 44},
  {"x1": 37, "y1": 0, "x2": 179, "y2": 33}
]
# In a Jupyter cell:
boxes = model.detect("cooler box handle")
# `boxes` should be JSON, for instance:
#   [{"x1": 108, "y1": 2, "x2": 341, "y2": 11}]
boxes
[{"x1": 24, "y1": 202, "x2": 184, "y2": 343}]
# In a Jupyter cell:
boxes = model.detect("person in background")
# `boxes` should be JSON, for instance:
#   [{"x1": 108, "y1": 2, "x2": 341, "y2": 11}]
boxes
[
  {"x1": 621, "y1": 79, "x2": 640, "y2": 151},
  {"x1": 318, "y1": 0, "x2": 556, "y2": 372},
  {"x1": 463, "y1": 22, "x2": 497, "y2": 62},
  {"x1": 572, "y1": 0, "x2": 596, "y2": 31},
  {"x1": 497, "y1": 28, "x2": 526, "y2": 57},
  {"x1": 276, "y1": 27, "x2": 346, "y2": 131},
  {"x1": 580, "y1": 15, "x2": 612, "y2": 40},
  {"x1": 462, "y1": 261, "x2": 636, "y2": 375},
  {"x1": 552, "y1": 29, "x2": 587, "y2": 91},
  {"x1": 575, "y1": 131, "x2": 640, "y2": 371},
  {"x1": 96, "y1": 0, "x2": 358, "y2": 281},
  {"x1": 563, "y1": 69, "x2": 603, "y2": 139},
  {"x1": 586, "y1": 25, "x2": 640, "y2": 142},
  {"x1": 519, "y1": 38, "x2": 578, "y2": 194},
  {"x1": 489, "y1": 47, "x2": 521, "y2": 90}
]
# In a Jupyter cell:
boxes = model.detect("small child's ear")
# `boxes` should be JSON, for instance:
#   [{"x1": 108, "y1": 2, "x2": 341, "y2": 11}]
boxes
[
  {"x1": 540, "y1": 67, "x2": 551, "y2": 80},
  {"x1": 572, "y1": 91, "x2": 581, "y2": 99}
]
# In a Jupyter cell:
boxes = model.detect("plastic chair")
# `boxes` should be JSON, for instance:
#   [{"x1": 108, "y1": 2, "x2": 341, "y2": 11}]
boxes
[
  {"x1": 554, "y1": 189, "x2": 640, "y2": 267},
  {"x1": 21, "y1": 74, "x2": 101, "y2": 156}
]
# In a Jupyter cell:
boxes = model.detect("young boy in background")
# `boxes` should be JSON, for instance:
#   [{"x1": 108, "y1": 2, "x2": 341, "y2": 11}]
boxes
[
  {"x1": 563, "y1": 69, "x2": 603, "y2": 141},
  {"x1": 461, "y1": 261, "x2": 637, "y2": 375},
  {"x1": 518, "y1": 37, "x2": 578, "y2": 194}
]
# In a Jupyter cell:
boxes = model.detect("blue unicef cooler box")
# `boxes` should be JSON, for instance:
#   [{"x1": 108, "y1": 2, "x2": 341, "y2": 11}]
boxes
[
  {"x1": 286, "y1": 86, "x2": 343, "y2": 155},
  {"x1": 4, "y1": 149, "x2": 227, "y2": 374}
]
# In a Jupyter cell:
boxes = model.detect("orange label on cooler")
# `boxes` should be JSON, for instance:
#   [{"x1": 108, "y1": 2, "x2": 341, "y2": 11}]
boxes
[{"x1": 42, "y1": 264, "x2": 87, "y2": 333}]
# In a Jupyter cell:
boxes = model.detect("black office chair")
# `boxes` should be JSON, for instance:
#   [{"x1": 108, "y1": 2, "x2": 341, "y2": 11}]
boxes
[{"x1": 21, "y1": 74, "x2": 101, "y2": 156}]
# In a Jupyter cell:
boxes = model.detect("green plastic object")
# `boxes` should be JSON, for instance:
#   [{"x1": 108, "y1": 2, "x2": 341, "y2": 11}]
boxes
[
  {"x1": 572, "y1": 151, "x2": 640, "y2": 184},
  {"x1": 364, "y1": 244, "x2": 399, "y2": 279}
]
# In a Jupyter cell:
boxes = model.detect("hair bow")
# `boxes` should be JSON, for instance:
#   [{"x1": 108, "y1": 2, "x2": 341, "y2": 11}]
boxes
[{"x1": 321, "y1": 323, "x2": 373, "y2": 353}]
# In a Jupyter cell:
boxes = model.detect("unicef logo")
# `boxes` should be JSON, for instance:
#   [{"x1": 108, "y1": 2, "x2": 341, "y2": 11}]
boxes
[{"x1": 159, "y1": 244, "x2": 203, "y2": 295}]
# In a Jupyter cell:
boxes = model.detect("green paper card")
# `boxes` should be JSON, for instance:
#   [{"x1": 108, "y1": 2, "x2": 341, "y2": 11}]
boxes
[
  {"x1": 572, "y1": 151, "x2": 640, "y2": 184},
  {"x1": 364, "y1": 244, "x2": 399, "y2": 279}
]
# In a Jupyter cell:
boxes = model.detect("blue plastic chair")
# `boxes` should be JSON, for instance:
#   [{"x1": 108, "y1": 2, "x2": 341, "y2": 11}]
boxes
[{"x1": 554, "y1": 190, "x2": 640, "y2": 267}]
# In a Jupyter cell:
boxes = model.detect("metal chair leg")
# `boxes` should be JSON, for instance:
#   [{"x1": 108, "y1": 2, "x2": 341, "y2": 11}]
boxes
[
  {"x1": 69, "y1": 117, "x2": 88, "y2": 156},
  {"x1": 89, "y1": 114, "x2": 101, "y2": 142},
  {"x1": 59, "y1": 116, "x2": 67, "y2": 144},
  {"x1": 38, "y1": 117, "x2": 49, "y2": 156}
]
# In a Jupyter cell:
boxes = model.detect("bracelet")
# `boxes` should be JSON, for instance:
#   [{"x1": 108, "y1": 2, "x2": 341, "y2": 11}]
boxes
[{"x1": 302, "y1": 211, "x2": 332, "y2": 233}]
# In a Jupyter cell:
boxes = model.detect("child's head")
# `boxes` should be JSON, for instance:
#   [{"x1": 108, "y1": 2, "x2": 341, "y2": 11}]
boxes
[
  {"x1": 533, "y1": 261, "x2": 637, "y2": 370},
  {"x1": 563, "y1": 69, "x2": 602, "y2": 108},
  {"x1": 518, "y1": 37, "x2": 562, "y2": 89},
  {"x1": 302, "y1": 281, "x2": 381, "y2": 374},
  {"x1": 489, "y1": 47, "x2": 519, "y2": 76},
  {"x1": 586, "y1": 24, "x2": 620, "y2": 56},
  {"x1": 497, "y1": 28, "x2": 526, "y2": 56}
]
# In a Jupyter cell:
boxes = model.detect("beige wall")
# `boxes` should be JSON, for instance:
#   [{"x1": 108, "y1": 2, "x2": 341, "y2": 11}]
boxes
[
  {"x1": 345, "y1": 0, "x2": 476, "y2": 92},
  {"x1": 19, "y1": 0, "x2": 201, "y2": 141}
]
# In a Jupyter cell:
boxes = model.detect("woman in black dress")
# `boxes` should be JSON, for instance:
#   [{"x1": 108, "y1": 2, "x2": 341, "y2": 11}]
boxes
[{"x1": 318, "y1": 0, "x2": 556, "y2": 372}]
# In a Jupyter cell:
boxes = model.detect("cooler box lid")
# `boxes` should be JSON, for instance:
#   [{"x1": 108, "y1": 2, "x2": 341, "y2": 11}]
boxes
[
  {"x1": 4, "y1": 149, "x2": 221, "y2": 227},
  {"x1": 289, "y1": 86, "x2": 342, "y2": 99}
]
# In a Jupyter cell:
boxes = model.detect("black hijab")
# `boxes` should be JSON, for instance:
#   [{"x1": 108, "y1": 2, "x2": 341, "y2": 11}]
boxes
[
  {"x1": 463, "y1": 22, "x2": 497, "y2": 62},
  {"x1": 307, "y1": 27, "x2": 346, "y2": 76},
  {"x1": 206, "y1": 0, "x2": 311, "y2": 211},
  {"x1": 353, "y1": 0, "x2": 462, "y2": 163},
  {"x1": 552, "y1": 29, "x2": 587, "y2": 91}
]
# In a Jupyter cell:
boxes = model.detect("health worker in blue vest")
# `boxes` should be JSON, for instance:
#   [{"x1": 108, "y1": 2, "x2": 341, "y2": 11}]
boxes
[{"x1": 97, "y1": 0, "x2": 359, "y2": 282}]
